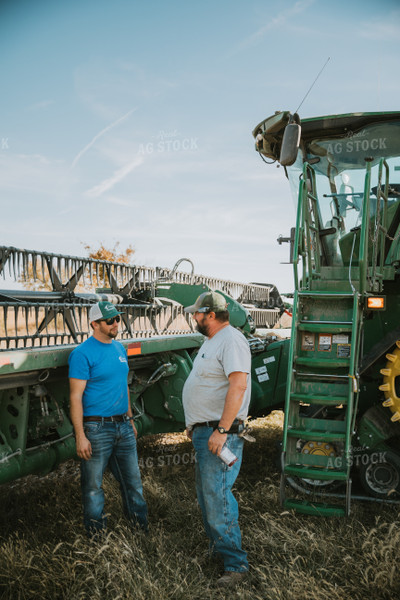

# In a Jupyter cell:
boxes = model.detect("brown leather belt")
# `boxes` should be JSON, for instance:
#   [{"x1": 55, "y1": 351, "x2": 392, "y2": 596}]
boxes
[
  {"x1": 191, "y1": 419, "x2": 244, "y2": 433},
  {"x1": 83, "y1": 414, "x2": 128, "y2": 423}
]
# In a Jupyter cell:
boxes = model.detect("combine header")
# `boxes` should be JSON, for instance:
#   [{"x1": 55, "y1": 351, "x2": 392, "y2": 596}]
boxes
[
  {"x1": 253, "y1": 110, "x2": 400, "y2": 515},
  {"x1": 0, "y1": 246, "x2": 288, "y2": 485}
]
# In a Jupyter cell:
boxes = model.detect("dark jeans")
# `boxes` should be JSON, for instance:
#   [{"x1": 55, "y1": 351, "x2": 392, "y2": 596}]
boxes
[
  {"x1": 81, "y1": 420, "x2": 148, "y2": 535},
  {"x1": 192, "y1": 426, "x2": 249, "y2": 572}
]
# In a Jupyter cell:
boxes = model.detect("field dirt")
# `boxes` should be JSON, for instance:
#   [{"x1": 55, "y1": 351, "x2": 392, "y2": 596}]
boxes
[{"x1": 0, "y1": 412, "x2": 399, "y2": 600}]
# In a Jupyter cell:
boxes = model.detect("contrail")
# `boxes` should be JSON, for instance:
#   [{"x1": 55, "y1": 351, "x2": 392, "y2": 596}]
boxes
[
  {"x1": 71, "y1": 107, "x2": 137, "y2": 169},
  {"x1": 226, "y1": 0, "x2": 315, "y2": 57},
  {"x1": 85, "y1": 156, "x2": 144, "y2": 198}
]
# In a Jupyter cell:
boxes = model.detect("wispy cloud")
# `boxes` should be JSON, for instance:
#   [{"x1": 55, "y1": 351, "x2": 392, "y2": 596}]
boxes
[
  {"x1": 85, "y1": 155, "x2": 144, "y2": 198},
  {"x1": 229, "y1": 0, "x2": 315, "y2": 56},
  {"x1": 71, "y1": 107, "x2": 137, "y2": 169}
]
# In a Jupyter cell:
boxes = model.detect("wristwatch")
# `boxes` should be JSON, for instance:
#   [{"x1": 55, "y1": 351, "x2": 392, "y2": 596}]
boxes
[{"x1": 217, "y1": 425, "x2": 227, "y2": 434}]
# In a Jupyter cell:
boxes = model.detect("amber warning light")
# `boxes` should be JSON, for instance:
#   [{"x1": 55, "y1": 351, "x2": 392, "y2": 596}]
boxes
[
  {"x1": 366, "y1": 296, "x2": 385, "y2": 310},
  {"x1": 127, "y1": 342, "x2": 142, "y2": 356}
]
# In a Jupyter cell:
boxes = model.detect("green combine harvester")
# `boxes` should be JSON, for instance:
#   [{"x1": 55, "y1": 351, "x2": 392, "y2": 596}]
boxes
[
  {"x1": 253, "y1": 110, "x2": 400, "y2": 515},
  {"x1": 1, "y1": 109, "x2": 399, "y2": 519},
  {"x1": 0, "y1": 249, "x2": 288, "y2": 485}
]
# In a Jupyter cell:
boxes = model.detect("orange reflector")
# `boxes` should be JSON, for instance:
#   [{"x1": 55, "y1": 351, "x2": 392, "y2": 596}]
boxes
[
  {"x1": 127, "y1": 342, "x2": 142, "y2": 356},
  {"x1": 366, "y1": 296, "x2": 385, "y2": 309}
]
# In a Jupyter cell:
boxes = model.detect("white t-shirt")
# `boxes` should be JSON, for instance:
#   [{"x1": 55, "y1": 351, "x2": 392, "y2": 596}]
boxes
[{"x1": 182, "y1": 325, "x2": 251, "y2": 428}]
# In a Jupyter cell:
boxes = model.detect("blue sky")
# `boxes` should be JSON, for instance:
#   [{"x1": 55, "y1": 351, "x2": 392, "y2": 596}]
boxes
[{"x1": 1, "y1": 0, "x2": 399, "y2": 293}]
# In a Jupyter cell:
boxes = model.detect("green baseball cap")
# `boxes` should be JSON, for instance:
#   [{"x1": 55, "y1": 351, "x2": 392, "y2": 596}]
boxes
[
  {"x1": 184, "y1": 291, "x2": 228, "y2": 314},
  {"x1": 89, "y1": 301, "x2": 123, "y2": 322}
]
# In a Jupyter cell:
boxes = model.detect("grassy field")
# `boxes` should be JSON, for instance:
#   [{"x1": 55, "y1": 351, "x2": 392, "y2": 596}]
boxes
[{"x1": 0, "y1": 412, "x2": 399, "y2": 600}]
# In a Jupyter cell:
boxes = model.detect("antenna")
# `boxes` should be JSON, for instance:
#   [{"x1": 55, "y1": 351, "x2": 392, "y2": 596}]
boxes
[{"x1": 295, "y1": 57, "x2": 331, "y2": 114}]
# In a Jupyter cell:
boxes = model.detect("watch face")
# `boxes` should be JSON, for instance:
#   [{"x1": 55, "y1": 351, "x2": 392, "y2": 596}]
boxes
[{"x1": 218, "y1": 426, "x2": 226, "y2": 434}]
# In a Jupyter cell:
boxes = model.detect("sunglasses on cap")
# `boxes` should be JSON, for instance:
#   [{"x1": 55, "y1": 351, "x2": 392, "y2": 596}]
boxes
[{"x1": 98, "y1": 316, "x2": 121, "y2": 325}]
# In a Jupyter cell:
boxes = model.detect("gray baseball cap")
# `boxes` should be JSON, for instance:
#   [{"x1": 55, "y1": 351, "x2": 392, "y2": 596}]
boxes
[{"x1": 184, "y1": 291, "x2": 228, "y2": 314}]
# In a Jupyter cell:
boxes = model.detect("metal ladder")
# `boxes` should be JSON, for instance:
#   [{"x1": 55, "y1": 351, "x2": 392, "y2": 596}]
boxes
[
  {"x1": 280, "y1": 290, "x2": 362, "y2": 516},
  {"x1": 280, "y1": 158, "x2": 394, "y2": 516}
]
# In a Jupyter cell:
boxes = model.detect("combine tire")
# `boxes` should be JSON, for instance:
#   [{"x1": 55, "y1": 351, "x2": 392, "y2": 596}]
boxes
[{"x1": 359, "y1": 450, "x2": 400, "y2": 498}]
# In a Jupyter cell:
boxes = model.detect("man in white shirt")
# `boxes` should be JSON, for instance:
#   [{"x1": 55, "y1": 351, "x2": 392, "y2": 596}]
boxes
[{"x1": 182, "y1": 291, "x2": 251, "y2": 587}]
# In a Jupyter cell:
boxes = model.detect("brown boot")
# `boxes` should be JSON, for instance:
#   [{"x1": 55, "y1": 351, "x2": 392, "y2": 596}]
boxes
[{"x1": 216, "y1": 571, "x2": 247, "y2": 587}]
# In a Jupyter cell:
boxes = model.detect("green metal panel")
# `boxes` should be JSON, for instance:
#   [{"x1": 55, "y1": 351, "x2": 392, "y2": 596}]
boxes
[
  {"x1": 0, "y1": 334, "x2": 204, "y2": 377},
  {"x1": 155, "y1": 282, "x2": 254, "y2": 331},
  {"x1": 249, "y1": 339, "x2": 290, "y2": 415},
  {"x1": 155, "y1": 282, "x2": 209, "y2": 307}
]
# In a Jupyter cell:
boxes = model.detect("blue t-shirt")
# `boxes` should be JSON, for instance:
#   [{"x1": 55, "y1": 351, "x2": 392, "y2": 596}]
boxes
[{"x1": 68, "y1": 336, "x2": 129, "y2": 417}]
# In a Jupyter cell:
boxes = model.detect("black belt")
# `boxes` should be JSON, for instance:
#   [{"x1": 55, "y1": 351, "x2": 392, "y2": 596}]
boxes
[
  {"x1": 191, "y1": 419, "x2": 243, "y2": 433},
  {"x1": 83, "y1": 414, "x2": 128, "y2": 423}
]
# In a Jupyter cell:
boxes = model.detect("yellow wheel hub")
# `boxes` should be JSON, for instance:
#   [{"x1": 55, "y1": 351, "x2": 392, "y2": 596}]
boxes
[
  {"x1": 298, "y1": 441, "x2": 337, "y2": 483},
  {"x1": 301, "y1": 441, "x2": 336, "y2": 457},
  {"x1": 379, "y1": 340, "x2": 400, "y2": 422}
]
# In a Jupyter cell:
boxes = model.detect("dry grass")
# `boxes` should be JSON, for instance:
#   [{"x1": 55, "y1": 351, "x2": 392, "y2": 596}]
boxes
[{"x1": 0, "y1": 412, "x2": 399, "y2": 600}]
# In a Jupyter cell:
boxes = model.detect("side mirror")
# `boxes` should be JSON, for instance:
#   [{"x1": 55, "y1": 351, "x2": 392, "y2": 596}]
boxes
[{"x1": 279, "y1": 114, "x2": 301, "y2": 166}]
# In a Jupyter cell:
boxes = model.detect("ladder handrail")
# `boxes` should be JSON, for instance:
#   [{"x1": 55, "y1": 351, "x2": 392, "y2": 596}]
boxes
[
  {"x1": 293, "y1": 178, "x2": 304, "y2": 290},
  {"x1": 373, "y1": 159, "x2": 390, "y2": 284},
  {"x1": 281, "y1": 289, "x2": 299, "y2": 454},
  {"x1": 295, "y1": 163, "x2": 326, "y2": 291},
  {"x1": 359, "y1": 158, "x2": 390, "y2": 294}
]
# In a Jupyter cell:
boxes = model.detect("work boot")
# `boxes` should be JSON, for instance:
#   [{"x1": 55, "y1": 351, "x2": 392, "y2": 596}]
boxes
[{"x1": 216, "y1": 571, "x2": 247, "y2": 587}]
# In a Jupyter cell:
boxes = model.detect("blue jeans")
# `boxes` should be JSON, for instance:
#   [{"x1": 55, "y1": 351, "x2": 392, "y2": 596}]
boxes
[
  {"x1": 81, "y1": 420, "x2": 148, "y2": 535},
  {"x1": 192, "y1": 426, "x2": 249, "y2": 573}
]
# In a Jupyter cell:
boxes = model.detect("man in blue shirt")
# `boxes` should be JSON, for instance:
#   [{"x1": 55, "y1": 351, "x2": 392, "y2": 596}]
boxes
[{"x1": 69, "y1": 301, "x2": 148, "y2": 536}]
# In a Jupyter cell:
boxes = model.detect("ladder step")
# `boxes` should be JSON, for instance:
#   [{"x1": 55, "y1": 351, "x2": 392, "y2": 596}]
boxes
[
  {"x1": 298, "y1": 323, "x2": 352, "y2": 333},
  {"x1": 283, "y1": 499, "x2": 346, "y2": 517},
  {"x1": 298, "y1": 291, "x2": 355, "y2": 298},
  {"x1": 295, "y1": 373, "x2": 350, "y2": 382},
  {"x1": 287, "y1": 428, "x2": 346, "y2": 442},
  {"x1": 284, "y1": 464, "x2": 348, "y2": 481},
  {"x1": 295, "y1": 357, "x2": 350, "y2": 368},
  {"x1": 290, "y1": 393, "x2": 348, "y2": 406}
]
